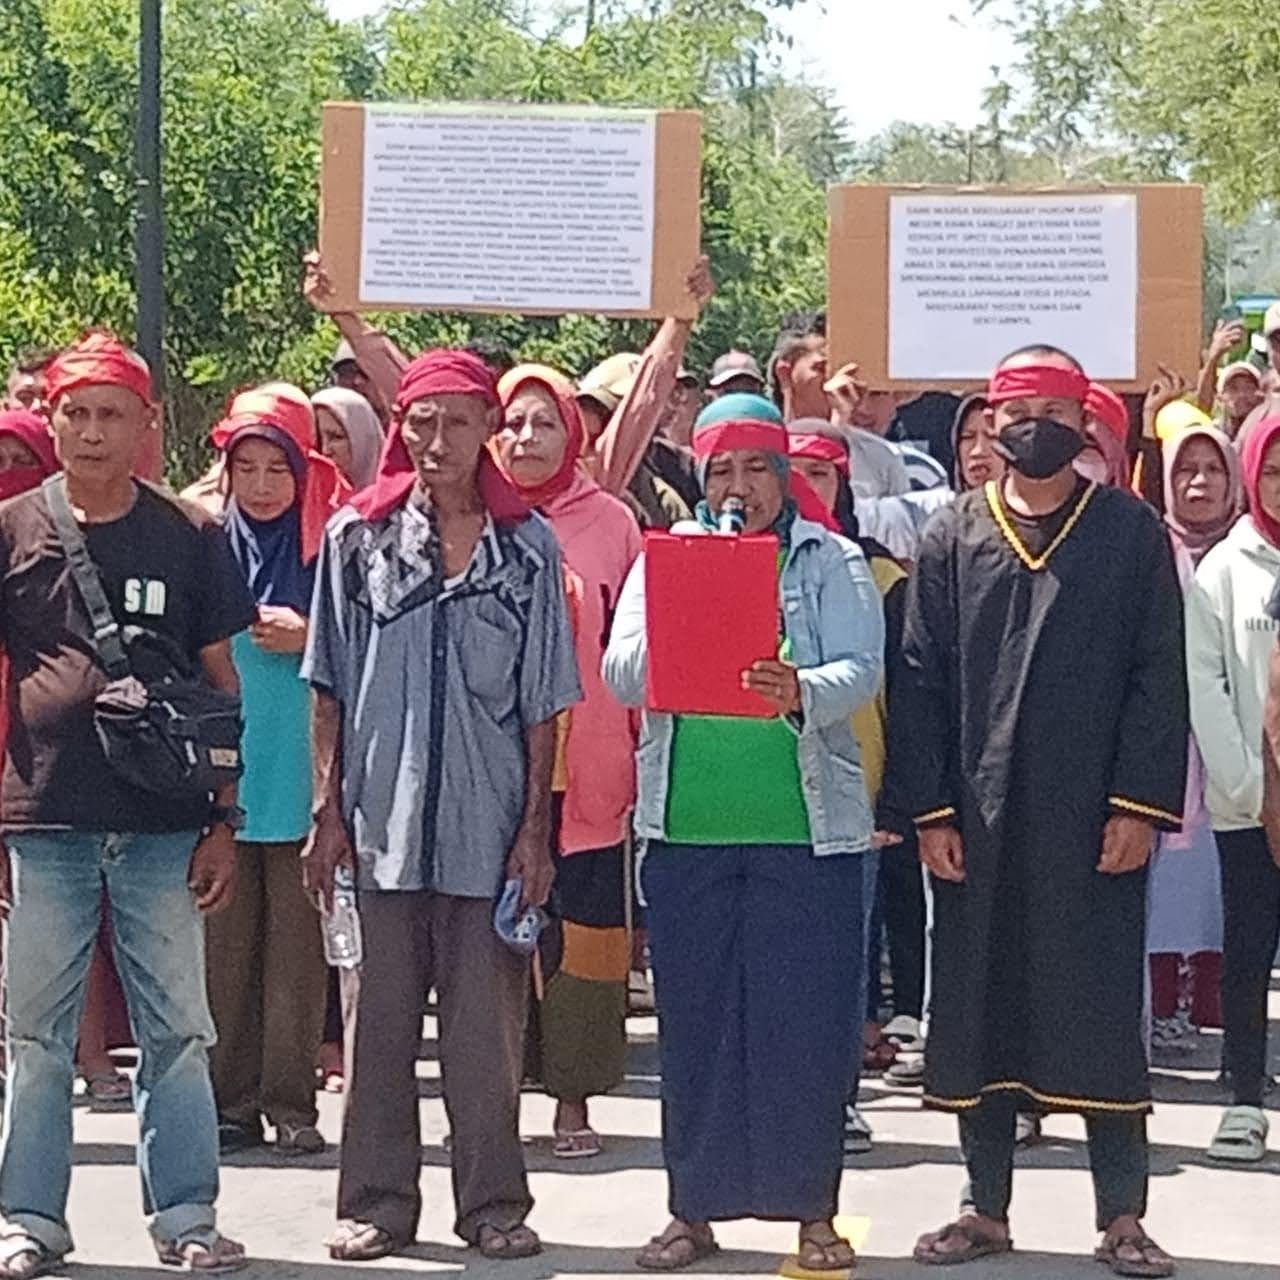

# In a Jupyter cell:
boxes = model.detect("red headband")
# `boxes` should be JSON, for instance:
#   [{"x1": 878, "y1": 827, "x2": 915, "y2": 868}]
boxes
[
  {"x1": 350, "y1": 349, "x2": 528, "y2": 526},
  {"x1": 46, "y1": 332, "x2": 153, "y2": 406},
  {"x1": 692, "y1": 420, "x2": 790, "y2": 460},
  {"x1": 396, "y1": 349, "x2": 499, "y2": 414},
  {"x1": 787, "y1": 433, "x2": 850, "y2": 476},
  {"x1": 1084, "y1": 383, "x2": 1129, "y2": 442},
  {"x1": 988, "y1": 364, "x2": 1090, "y2": 406}
]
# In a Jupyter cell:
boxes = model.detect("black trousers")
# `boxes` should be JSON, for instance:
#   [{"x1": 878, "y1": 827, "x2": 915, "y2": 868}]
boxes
[
  {"x1": 879, "y1": 834, "x2": 926, "y2": 1020},
  {"x1": 1217, "y1": 827, "x2": 1280, "y2": 1107},
  {"x1": 960, "y1": 1093, "x2": 1148, "y2": 1230}
]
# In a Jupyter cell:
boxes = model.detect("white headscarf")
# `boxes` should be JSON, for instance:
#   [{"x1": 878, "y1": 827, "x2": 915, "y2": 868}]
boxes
[{"x1": 311, "y1": 387, "x2": 385, "y2": 490}]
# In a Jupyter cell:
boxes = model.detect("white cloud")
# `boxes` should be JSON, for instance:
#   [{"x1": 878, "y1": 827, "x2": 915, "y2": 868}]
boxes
[{"x1": 322, "y1": 0, "x2": 1017, "y2": 136}]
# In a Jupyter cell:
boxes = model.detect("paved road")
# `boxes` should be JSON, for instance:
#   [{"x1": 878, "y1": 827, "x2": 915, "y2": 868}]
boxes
[{"x1": 52, "y1": 1002, "x2": 1280, "y2": 1280}]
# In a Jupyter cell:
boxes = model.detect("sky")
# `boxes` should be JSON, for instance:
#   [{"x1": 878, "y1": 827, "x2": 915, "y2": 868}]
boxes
[{"x1": 322, "y1": 0, "x2": 1018, "y2": 137}]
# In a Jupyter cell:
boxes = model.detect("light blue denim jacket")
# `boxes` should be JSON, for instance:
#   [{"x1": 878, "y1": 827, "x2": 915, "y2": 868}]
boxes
[{"x1": 602, "y1": 515, "x2": 885, "y2": 856}]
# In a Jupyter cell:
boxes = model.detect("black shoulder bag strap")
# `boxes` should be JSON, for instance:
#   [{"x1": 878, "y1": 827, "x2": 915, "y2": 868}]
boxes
[{"x1": 43, "y1": 474, "x2": 132, "y2": 682}]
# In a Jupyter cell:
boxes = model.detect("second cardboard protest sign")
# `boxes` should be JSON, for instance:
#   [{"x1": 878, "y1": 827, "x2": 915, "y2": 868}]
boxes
[{"x1": 828, "y1": 184, "x2": 1203, "y2": 391}]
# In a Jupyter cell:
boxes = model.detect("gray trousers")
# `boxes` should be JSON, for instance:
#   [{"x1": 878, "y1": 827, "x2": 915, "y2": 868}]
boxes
[{"x1": 337, "y1": 891, "x2": 532, "y2": 1245}]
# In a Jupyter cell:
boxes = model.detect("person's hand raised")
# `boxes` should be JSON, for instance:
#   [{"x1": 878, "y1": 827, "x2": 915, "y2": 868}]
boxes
[
  {"x1": 685, "y1": 255, "x2": 715, "y2": 313},
  {"x1": 825, "y1": 362, "x2": 868, "y2": 427},
  {"x1": 303, "y1": 249, "x2": 334, "y2": 312},
  {"x1": 1206, "y1": 318, "x2": 1247, "y2": 365},
  {"x1": 1142, "y1": 363, "x2": 1188, "y2": 434}
]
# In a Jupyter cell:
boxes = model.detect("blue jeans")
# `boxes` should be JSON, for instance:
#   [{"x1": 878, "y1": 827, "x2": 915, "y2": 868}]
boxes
[{"x1": 0, "y1": 830, "x2": 220, "y2": 1256}]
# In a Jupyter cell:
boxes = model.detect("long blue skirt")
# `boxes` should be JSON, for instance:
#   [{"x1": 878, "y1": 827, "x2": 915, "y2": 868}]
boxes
[{"x1": 642, "y1": 841, "x2": 867, "y2": 1223}]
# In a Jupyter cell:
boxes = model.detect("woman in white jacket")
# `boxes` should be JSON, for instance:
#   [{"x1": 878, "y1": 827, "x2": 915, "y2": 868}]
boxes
[{"x1": 1186, "y1": 414, "x2": 1280, "y2": 1163}]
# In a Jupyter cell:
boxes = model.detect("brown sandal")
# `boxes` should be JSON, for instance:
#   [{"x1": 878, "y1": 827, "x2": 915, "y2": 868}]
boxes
[
  {"x1": 1095, "y1": 1231, "x2": 1175, "y2": 1278},
  {"x1": 636, "y1": 1222, "x2": 719, "y2": 1272},
  {"x1": 153, "y1": 1227, "x2": 246, "y2": 1273},
  {"x1": 475, "y1": 1223, "x2": 542, "y2": 1260},
  {"x1": 797, "y1": 1222, "x2": 856, "y2": 1271},
  {"x1": 913, "y1": 1219, "x2": 1013, "y2": 1267}
]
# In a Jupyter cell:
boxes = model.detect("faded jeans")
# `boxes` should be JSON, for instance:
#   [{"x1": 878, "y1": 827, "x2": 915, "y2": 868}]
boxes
[{"x1": 0, "y1": 830, "x2": 220, "y2": 1257}]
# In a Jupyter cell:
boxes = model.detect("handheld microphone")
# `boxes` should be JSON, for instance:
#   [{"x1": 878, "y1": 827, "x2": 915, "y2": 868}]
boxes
[{"x1": 717, "y1": 496, "x2": 746, "y2": 536}]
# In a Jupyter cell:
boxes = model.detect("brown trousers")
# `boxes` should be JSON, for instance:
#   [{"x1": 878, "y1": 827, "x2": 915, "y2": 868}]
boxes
[
  {"x1": 338, "y1": 891, "x2": 531, "y2": 1245},
  {"x1": 206, "y1": 840, "x2": 327, "y2": 1130}
]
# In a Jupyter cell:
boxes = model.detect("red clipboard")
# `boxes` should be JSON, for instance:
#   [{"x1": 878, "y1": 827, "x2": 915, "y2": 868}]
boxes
[{"x1": 644, "y1": 531, "x2": 780, "y2": 718}]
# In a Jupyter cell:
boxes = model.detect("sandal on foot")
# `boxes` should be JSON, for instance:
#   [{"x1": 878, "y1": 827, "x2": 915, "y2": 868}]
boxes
[
  {"x1": 1207, "y1": 1105, "x2": 1268, "y2": 1163},
  {"x1": 326, "y1": 1220, "x2": 406, "y2": 1262},
  {"x1": 84, "y1": 1070, "x2": 132, "y2": 1110},
  {"x1": 797, "y1": 1223, "x2": 856, "y2": 1271},
  {"x1": 1095, "y1": 1231, "x2": 1175, "y2": 1278},
  {"x1": 913, "y1": 1220, "x2": 1013, "y2": 1267},
  {"x1": 0, "y1": 1229, "x2": 64, "y2": 1280},
  {"x1": 154, "y1": 1227, "x2": 246, "y2": 1274},
  {"x1": 475, "y1": 1223, "x2": 542, "y2": 1260},
  {"x1": 636, "y1": 1222, "x2": 719, "y2": 1272},
  {"x1": 553, "y1": 1127, "x2": 603, "y2": 1159}
]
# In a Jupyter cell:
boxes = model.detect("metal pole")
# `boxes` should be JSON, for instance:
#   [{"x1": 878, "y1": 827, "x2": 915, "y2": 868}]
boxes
[{"x1": 136, "y1": 0, "x2": 165, "y2": 399}]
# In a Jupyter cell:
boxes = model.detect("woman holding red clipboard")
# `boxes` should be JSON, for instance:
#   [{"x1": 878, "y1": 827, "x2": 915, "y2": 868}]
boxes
[{"x1": 603, "y1": 394, "x2": 885, "y2": 1273}]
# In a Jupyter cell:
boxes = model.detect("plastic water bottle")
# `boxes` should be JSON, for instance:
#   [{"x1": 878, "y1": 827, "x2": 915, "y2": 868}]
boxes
[{"x1": 323, "y1": 868, "x2": 363, "y2": 969}]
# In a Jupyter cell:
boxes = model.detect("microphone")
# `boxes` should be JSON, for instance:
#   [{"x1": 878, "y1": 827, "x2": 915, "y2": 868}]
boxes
[{"x1": 717, "y1": 496, "x2": 746, "y2": 536}]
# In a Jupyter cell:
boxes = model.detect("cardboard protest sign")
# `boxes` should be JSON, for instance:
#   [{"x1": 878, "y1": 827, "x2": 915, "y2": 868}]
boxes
[
  {"x1": 828, "y1": 184, "x2": 1203, "y2": 391},
  {"x1": 319, "y1": 101, "x2": 703, "y2": 319}
]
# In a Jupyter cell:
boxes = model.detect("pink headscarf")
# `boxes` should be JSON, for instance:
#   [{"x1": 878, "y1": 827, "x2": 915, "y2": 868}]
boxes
[{"x1": 1240, "y1": 415, "x2": 1280, "y2": 548}]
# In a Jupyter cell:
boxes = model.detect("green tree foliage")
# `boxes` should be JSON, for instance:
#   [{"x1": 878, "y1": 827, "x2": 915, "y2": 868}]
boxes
[{"x1": 0, "y1": 0, "x2": 840, "y2": 481}]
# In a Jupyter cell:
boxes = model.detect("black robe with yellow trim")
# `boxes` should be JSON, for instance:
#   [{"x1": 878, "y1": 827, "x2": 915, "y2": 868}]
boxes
[{"x1": 893, "y1": 480, "x2": 1188, "y2": 1114}]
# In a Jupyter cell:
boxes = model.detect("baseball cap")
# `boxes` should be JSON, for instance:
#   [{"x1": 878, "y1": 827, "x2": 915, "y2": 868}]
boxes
[
  {"x1": 1218, "y1": 360, "x2": 1264, "y2": 391},
  {"x1": 1264, "y1": 302, "x2": 1280, "y2": 337},
  {"x1": 1154, "y1": 399, "x2": 1212, "y2": 443},
  {"x1": 331, "y1": 339, "x2": 358, "y2": 370},
  {"x1": 708, "y1": 350, "x2": 764, "y2": 390},
  {"x1": 578, "y1": 352, "x2": 642, "y2": 416}
]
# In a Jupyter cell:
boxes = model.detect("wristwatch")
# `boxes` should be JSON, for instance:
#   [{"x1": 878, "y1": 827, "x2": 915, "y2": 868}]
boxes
[{"x1": 207, "y1": 804, "x2": 247, "y2": 834}]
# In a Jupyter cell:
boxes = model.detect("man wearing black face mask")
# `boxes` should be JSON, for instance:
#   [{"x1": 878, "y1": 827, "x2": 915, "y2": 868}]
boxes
[{"x1": 891, "y1": 345, "x2": 1188, "y2": 1277}]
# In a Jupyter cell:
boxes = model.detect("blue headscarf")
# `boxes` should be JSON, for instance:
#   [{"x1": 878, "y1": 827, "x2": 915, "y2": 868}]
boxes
[{"x1": 223, "y1": 425, "x2": 315, "y2": 613}]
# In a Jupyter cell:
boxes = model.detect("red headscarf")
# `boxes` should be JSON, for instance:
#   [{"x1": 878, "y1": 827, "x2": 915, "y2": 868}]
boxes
[
  {"x1": 351, "y1": 349, "x2": 529, "y2": 525},
  {"x1": 45, "y1": 332, "x2": 153, "y2": 406},
  {"x1": 212, "y1": 383, "x2": 351, "y2": 563},
  {"x1": 1240, "y1": 415, "x2": 1280, "y2": 548},
  {"x1": 0, "y1": 409, "x2": 58, "y2": 501},
  {"x1": 786, "y1": 422, "x2": 851, "y2": 477},
  {"x1": 496, "y1": 364, "x2": 586, "y2": 507},
  {"x1": 1085, "y1": 383, "x2": 1129, "y2": 442}
]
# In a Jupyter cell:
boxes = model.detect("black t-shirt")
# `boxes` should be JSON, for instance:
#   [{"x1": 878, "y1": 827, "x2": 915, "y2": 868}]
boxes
[
  {"x1": 0, "y1": 482, "x2": 257, "y2": 832},
  {"x1": 1004, "y1": 477, "x2": 1091, "y2": 559}
]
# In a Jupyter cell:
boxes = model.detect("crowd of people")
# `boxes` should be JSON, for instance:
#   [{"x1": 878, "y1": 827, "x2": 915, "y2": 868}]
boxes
[{"x1": 0, "y1": 253, "x2": 1276, "y2": 1280}]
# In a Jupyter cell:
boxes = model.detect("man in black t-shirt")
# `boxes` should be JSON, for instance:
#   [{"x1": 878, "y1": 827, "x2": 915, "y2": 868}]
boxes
[{"x1": 0, "y1": 333, "x2": 255, "y2": 1275}]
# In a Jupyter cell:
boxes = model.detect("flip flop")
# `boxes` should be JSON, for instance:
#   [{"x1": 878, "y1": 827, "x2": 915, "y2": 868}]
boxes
[
  {"x1": 913, "y1": 1219, "x2": 1014, "y2": 1267},
  {"x1": 636, "y1": 1224, "x2": 719, "y2": 1272},
  {"x1": 797, "y1": 1224, "x2": 856, "y2": 1272},
  {"x1": 154, "y1": 1227, "x2": 247, "y2": 1274},
  {"x1": 553, "y1": 1127, "x2": 603, "y2": 1159},
  {"x1": 1094, "y1": 1231, "x2": 1175, "y2": 1278},
  {"x1": 0, "y1": 1228, "x2": 65, "y2": 1280},
  {"x1": 326, "y1": 1220, "x2": 406, "y2": 1262}
]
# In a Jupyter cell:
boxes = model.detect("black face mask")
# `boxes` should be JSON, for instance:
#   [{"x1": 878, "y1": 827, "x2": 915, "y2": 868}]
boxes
[{"x1": 994, "y1": 417, "x2": 1085, "y2": 480}]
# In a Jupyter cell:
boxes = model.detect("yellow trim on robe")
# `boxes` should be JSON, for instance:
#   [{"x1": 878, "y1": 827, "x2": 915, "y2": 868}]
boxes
[
  {"x1": 924, "y1": 1080, "x2": 1152, "y2": 1114},
  {"x1": 984, "y1": 479, "x2": 1097, "y2": 573},
  {"x1": 914, "y1": 806, "x2": 957, "y2": 825},
  {"x1": 850, "y1": 554, "x2": 909, "y2": 803},
  {"x1": 1109, "y1": 795, "x2": 1182, "y2": 827}
]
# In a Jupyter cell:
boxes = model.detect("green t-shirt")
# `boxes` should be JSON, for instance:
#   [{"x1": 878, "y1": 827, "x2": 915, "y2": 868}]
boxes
[{"x1": 665, "y1": 550, "x2": 809, "y2": 846}]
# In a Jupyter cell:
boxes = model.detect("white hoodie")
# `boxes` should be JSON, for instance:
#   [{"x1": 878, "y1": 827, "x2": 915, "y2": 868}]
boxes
[{"x1": 1185, "y1": 514, "x2": 1280, "y2": 831}]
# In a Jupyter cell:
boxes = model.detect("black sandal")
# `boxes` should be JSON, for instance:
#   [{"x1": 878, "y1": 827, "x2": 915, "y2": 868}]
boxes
[
  {"x1": 475, "y1": 1223, "x2": 542, "y2": 1260},
  {"x1": 797, "y1": 1222, "x2": 856, "y2": 1271}
]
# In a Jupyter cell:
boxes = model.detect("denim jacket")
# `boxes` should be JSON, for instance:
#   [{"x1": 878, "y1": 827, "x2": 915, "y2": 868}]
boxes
[{"x1": 602, "y1": 515, "x2": 885, "y2": 856}]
